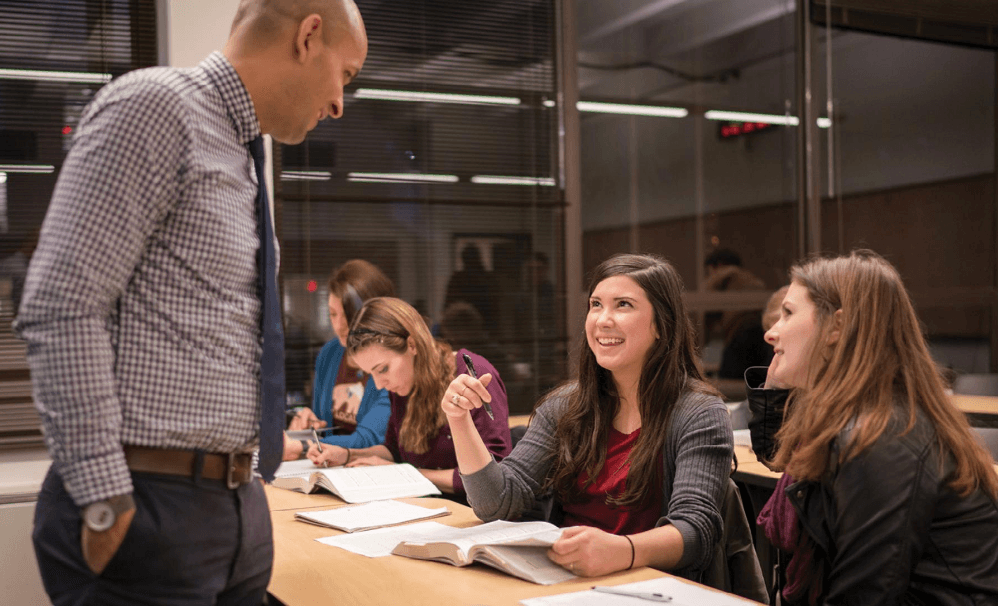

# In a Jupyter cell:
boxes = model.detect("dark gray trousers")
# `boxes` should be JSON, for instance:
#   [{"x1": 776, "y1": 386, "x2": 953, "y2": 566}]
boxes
[{"x1": 33, "y1": 466, "x2": 273, "y2": 606}]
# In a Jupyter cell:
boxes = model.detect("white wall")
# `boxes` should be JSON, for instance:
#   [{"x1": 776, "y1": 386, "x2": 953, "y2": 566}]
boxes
[{"x1": 164, "y1": 0, "x2": 240, "y2": 68}]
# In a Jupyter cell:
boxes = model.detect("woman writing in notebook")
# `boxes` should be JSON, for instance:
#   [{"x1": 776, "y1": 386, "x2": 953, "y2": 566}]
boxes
[
  {"x1": 443, "y1": 254, "x2": 733, "y2": 580},
  {"x1": 282, "y1": 259, "x2": 395, "y2": 460},
  {"x1": 308, "y1": 297, "x2": 512, "y2": 501},
  {"x1": 747, "y1": 251, "x2": 998, "y2": 604}
]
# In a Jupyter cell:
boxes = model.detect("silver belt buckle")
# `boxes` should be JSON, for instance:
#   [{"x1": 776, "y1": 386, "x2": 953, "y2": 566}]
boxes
[{"x1": 226, "y1": 452, "x2": 248, "y2": 489}]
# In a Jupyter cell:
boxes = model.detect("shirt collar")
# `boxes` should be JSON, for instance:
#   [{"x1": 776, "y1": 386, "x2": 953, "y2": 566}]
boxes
[{"x1": 199, "y1": 51, "x2": 261, "y2": 145}]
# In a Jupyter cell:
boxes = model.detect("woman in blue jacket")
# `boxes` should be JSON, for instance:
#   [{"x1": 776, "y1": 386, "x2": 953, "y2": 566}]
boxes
[{"x1": 283, "y1": 259, "x2": 395, "y2": 459}]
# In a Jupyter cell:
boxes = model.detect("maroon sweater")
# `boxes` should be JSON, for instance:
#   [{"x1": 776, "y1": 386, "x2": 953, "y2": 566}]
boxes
[{"x1": 383, "y1": 349, "x2": 511, "y2": 496}]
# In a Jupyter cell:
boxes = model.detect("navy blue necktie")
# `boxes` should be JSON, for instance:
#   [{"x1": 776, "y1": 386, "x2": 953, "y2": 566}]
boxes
[{"x1": 248, "y1": 136, "x2": 285, "y2": 481}]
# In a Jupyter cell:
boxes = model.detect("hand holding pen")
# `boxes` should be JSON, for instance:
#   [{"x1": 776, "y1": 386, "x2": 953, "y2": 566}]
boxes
[
  {"x1": 441, "y1": 353, "x2": 495, "y2": 421},
  {"x1": 311, "y1": 428, "x2": 329, "y2": 467},
  {"x1": 462, "y1": 353, "x2": 494, "y2": 421}
]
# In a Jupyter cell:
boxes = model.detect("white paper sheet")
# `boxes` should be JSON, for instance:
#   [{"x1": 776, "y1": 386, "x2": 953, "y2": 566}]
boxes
[
  {"x1": 519, "y1": 577, "x2": 760, "y2": 606},
  {"x1": 315, "y1": 521, "x2": 451, "y2": 557}
]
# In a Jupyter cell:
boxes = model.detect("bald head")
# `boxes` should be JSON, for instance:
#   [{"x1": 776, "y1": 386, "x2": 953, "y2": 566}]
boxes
[
  {"x1": 225, "y1": 0, "x2": 367, "y2": 144},
  {"x1": 231, "y1": 0, "x2": 364, "y2": 48}
]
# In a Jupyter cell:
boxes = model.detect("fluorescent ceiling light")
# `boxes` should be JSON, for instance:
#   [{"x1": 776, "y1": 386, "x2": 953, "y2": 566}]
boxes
[
  {"x1": 0, "y1": 172, "x2": 6, "y2": 184},
  {"x1": 0, "y1": 68, "x2": 111, "y2": 84},
  {"x1": 281, "y1": 170, "x2": 331, "y2": 181},
  {"x1": 0, "y1": 164, "x2": 55, "y2": 174},
  {"x1": 542, "y1": 99, "x2": 556, "y2": 108},
  {"x1": 471, "y1": 175, "x2": 556, "y2": 186},
  {"x1": 354, "y1": 88, "x2": 521, "y2": 106},
  {"x1": 577, "y1": 101, "x2": 688, "y2": 118},
  {"x1": 347, "y1": 172, "x2": 459, "y2": 184},
  {"x1": 817, "y1": 117, "x2": 832, "y2": 129},
  {"x1": 704, "y1": 110, "x2": 799, "y2": 126}
]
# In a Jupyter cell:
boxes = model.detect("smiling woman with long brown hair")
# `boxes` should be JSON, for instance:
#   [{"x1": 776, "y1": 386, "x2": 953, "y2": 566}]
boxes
[
  {"x1": 441, "y1": 254, "x2": 739, "y2": 584},
  {"x1": 750, "y1": 250, "x2": 998, "y2": 605}
]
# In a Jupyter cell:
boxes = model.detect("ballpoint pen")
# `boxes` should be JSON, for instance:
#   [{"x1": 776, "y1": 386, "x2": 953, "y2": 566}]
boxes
[
  {"x1": 462, "y1": 353, "x2": 494, "y2": 420},
  {"x1": 591, "y1": 586, "x2": 672, "y2": 602},
  {"x1": 312, "y1": 428, "x2": 329, "y2": 467}
]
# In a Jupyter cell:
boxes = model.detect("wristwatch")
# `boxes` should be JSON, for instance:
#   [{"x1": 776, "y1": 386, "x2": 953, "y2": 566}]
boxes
[{"x1": 82, "y1": 494, "x2": 136, "y2": 533}]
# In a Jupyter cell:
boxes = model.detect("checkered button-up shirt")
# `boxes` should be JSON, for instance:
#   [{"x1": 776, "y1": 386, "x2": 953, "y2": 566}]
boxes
[{"x1": 15, "y1": 52, "x2": 272, "y2": 507}]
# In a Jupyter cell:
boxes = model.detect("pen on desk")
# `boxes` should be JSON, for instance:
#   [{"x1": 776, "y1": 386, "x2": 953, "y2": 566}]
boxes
[
  {"x1": 311, "y1": 428, "x2": 328, "y2": 467},
  {"x1": 461, "y1": 353, "x2": 494, "y2": 421},
  {"x1": 591, "y1": 586, "x2": 672, "y2": 602}
]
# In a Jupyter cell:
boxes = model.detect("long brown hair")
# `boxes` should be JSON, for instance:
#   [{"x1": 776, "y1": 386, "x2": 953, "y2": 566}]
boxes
[
  {"x1": 345, "y1": 297, "x2": 454, "y2": 454},
  {"x1": 328, "y1": 259, "x2": 395, "y2": 327},
  {"x1": 772, "y1": 250, "x2": 998, "y2": 499},
  {"x1": 548, "y1": 254, "x2": 715, "y2": 507}
]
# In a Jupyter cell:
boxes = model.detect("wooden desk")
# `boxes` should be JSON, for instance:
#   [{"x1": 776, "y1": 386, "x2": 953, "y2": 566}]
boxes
[
  {"x1": 263, "y1": 486, "x2": 758, "y2": 606},
  {"x1": 732, "y1": 446, "x2": 781, "y2": 490},
  {"x1": 952, "y1": 394, "x2": 998, "y2": 428},
  {"x1": 508, "y1": 414, "x2": 530, "y2": 428}
]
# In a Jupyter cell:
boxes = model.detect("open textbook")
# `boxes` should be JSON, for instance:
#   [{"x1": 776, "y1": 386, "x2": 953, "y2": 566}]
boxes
[
  {"x1": 391, "y1": 520, "x2": 577, "y2": 585},
  {"x1": 295, "y1": 500, "x2": 450, "y2": 532},
  {"x1": 271, "y1": 460, "x2": 441, "y2": 503}
]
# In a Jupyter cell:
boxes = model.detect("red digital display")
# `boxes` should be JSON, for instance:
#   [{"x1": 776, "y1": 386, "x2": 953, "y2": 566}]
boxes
[{"x1": 720, "y1": 122, "x2": 774, "y2": 138}]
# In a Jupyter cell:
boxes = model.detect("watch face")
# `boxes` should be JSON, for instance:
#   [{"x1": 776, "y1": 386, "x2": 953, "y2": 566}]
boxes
[{"x1": 84, "y1": 501, "x2": 115, "y2": 532}]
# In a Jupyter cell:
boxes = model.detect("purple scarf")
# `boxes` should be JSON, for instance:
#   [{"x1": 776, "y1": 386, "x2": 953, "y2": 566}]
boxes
[{"x1": 757, "y1": 473, "x2": 823, "y2": 605}]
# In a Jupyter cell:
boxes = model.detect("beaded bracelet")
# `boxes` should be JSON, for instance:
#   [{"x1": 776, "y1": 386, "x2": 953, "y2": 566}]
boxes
[{"x1": 624, "y1": 535, "x2": 635, "y2": 570}]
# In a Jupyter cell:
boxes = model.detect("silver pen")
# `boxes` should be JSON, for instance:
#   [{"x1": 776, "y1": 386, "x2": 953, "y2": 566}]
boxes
[
  {"x1": 311, "y1": 428, "x2": 328, "y2": 467},
  {"x1": 591, "y1": 585, "x2": 672, "y2": 602}
]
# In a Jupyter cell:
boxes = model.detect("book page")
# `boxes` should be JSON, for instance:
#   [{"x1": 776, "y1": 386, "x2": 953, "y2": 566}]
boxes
[
  {"x1": 476, "y1": 545, "x2": 577, "y2": 585},
  {"x1": 316, "y1": 521, "x2": 452, "y2": 558},
  {"x1": 295, "y1": 500, "x2": 450, "y2": 532},
  {"x1": 399, "y1": 520, "x2": 562, "y2": 560},
  {"x1": 274, "y1": 458, "x2": 328, "y2": 479},
  {"x1": 316, "y1": 463, "x2": 441, "y2": 503}
]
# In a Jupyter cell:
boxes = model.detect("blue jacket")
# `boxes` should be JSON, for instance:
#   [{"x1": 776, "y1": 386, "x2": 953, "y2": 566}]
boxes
[{"x1": 311, "y1": 339, "x2": 390, "y2": 448}]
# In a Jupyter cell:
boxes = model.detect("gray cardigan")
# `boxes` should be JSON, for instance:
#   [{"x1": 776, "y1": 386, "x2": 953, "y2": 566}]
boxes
[{"x1": 461, "y1": 387, "x2": 734, "y2": 575}]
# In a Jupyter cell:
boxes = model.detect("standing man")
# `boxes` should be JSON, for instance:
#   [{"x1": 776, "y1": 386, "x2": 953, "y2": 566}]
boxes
[{"x1": 14, "y1": 1, "x2": 367, "y2": 603}]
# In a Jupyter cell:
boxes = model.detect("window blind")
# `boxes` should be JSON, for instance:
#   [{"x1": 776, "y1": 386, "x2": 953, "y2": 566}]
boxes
[
  {"x1": 0, "y1": 0, "x2": 158, "y2": 449},
  {"x1": 277, "y1": 0, "x2": 566, "y2": 414}
]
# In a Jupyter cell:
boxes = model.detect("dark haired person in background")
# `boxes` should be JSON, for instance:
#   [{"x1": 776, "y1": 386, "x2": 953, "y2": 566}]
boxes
[{"x1": 704, "y1": 248, "x2": 772, "y2": 380}]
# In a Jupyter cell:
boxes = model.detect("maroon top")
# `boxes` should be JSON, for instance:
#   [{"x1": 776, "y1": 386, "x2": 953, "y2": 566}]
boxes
[
  {"x1": 562, "y1": 427, "x2": 663, "y2": 535},
  {"x1": 383, "y1": 349, "x2": 511, "y2": 496}
]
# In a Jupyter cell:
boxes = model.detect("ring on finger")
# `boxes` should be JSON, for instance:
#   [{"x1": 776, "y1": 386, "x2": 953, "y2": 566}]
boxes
[
  {"x1": 451, "y1": 394, "x2": 460, "y2": 404},
  {"x1": 461, "y1": 385, "x2": 468, "y2": 396}
]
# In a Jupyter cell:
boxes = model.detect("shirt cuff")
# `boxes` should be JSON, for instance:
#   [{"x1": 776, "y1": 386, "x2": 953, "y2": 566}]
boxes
[
  {"x1": 58, "y1": 448, "x2": 134, "y2": 508},
  {"x1": 666, "y1": 517, "x2": 700, "y2": 570},
  {"x1": 459, "y1": 459, "x2": 504, "y2": 516}
]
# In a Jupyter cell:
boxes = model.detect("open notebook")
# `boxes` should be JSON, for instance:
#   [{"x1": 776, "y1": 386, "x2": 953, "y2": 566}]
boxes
[
  {"x1": 391, "y1": 520, "x2": 577, "y2": 585},
  {"x1": 271, "y1": 461, "x2": 441, "y2": 503}
]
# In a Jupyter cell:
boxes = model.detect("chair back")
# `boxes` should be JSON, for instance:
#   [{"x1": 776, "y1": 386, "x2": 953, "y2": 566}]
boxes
[
  {"x1": 972, "y1": 427, "x2": 998, "y2": 462},
  {"x1": 954, "y1": 374, "x2": 998, "y2": 397}
]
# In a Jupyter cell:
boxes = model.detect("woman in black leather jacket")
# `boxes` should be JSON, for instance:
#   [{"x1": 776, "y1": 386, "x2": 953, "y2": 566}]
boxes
[{"x1": 747, "y1": 250, "x2": 998, "y2": 605}]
